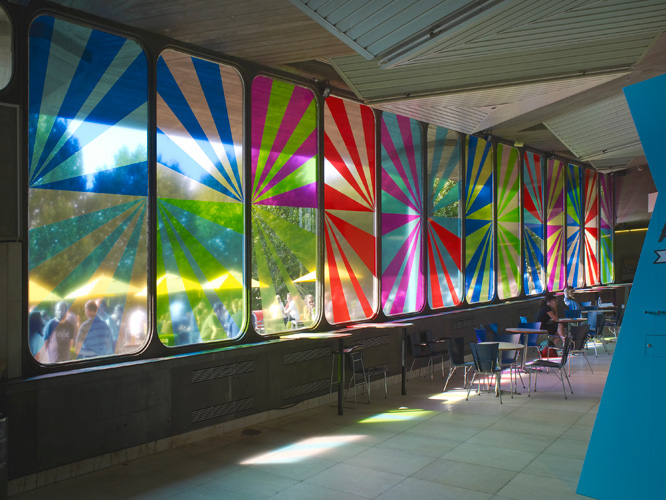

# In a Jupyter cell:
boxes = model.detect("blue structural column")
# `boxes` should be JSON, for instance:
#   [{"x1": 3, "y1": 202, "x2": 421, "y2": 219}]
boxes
[{"x1": 578, "y1": 73, "x2": 666, "y2": 499}]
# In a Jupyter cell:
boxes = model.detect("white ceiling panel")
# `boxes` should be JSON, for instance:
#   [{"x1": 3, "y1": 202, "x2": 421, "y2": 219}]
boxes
[
  {"x1": 330, "y1": 32, "x2": 652, "y2": 101},
  {"x1": 544, "y1": 93, "x2": 643, "y2": 160}
]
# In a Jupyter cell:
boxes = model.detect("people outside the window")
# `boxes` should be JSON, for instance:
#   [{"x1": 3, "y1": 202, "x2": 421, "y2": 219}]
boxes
[
  {"x1": 303, "y1": 294, "x2": 316, "y2": 324},
  {"x1": 170, "y1": 299, "x2": 193, "y2": 345},
  {"x1": 201, "y1": 301, "x2": 227, "y2": 342},
  {"x1": 563, "y1": 286, "x2": 580, "y2": 310},
  {"x1": 225, "y1": 298, "x2": 242, "y2": 338},
  {"x1": 285, "y1": 293, "x2": 301, "y2": 328},
  {"x1": 28, "y1": 310, "x2": 46, "y2": 360},
  {"x1": 111, "y1": 304, "x2": 124, "y2": 331},
  {"x1": 127, "y1": 308, "x2": 147, "y2": 349},
  {"x1": 96, "y1": 299, "x2": 119, "y2": 352},
  {"x1": 43, "y1": 300, "x2": 75, "y2": 363},
  {"x1": 536, "y1": 293, "x2": 565, "y2": 349},
  {"x1": 76, "y1": 300, "x2": 113, "y2": 359},
  {"x1": 270, "y1": 295, "x2": 287, "y2": 327}
]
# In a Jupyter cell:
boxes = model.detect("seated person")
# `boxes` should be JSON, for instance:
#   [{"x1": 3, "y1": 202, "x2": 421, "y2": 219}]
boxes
[
  {"x1": 536, "y1": 293, "x2": 565, "y2": 343},
  {"x1": 563, "y1": 286, "x2": 580, "y2": 310}
]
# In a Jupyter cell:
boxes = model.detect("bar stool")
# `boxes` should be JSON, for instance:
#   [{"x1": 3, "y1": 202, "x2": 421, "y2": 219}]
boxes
[{"x1": 329, "y1": 344, "x2": 359, "y2": 398}]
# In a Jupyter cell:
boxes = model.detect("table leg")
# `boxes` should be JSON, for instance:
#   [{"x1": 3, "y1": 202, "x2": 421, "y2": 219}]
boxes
[
  {"x1": 401, "y1": 327, "x2": 407, "y2": 395},
  {"x1": 337, "y1": 337, "x2": 344, "y2": 416}
]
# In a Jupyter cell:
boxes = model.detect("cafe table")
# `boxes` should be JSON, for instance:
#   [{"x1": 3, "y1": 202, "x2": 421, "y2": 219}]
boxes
[
  {"x1": 552, "y1": 317, "x2": 586, "y2": 336},
  {"x1": 280, "y1": 331, "x2": 352, "y2": 415},
  {"x1": 505, "y1": 327, "x2": 547, "y2": 369},
  {"x1": 479, "y1": 341, "x2": 524, "y2": 396},
  {"x1": 346, "y1": 322, "x2": 413, "y2": 396}
]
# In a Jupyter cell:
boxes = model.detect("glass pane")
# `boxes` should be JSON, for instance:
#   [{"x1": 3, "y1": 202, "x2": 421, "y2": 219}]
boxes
[
  {"x1": 465, "y1": 136, "x2": 494, "y2": 303},
  {"x1": 584, "y1": 169, "x2": 600, "y2": 286},
  {"x1": 600, "y1": 174, "x2": 614, "y2": 283},
  {"x1": 156, "y1": 50, "x2": 244, "y2": 345},
  {"x1": 0, "y1": 6, "x2": 11, "y2": 89},
  {"x1": 28, "y1": 17, "x2": 148, "y2": 363},
  {"x1": 251, "y1": 76, "x2": 317, "y2": 334},
  {"x1": 427, "y1": 125, "x2": 462, "y2": 308},
  {"x1": 496, "y1": 144, "x2": 520, "y2": 299},
  {"x1": 523, "y1": 151, "x2": 544, "y2": 295},
  {"x1": 381, "y1": 112, "x2": 423, "y2": 316},
  {"x1": 546, "y1": 158, "x2": 566, "y2": 291},
  {"x1": 324, "y1": 97, "x2": 377, "y2": 324},
  {"x1": 566, "y1": 164, "x2": 584, "y2": 287}
]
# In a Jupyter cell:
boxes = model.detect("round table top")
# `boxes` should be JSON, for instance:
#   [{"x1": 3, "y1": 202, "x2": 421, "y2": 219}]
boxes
[
  {"x1": 505, "y1": 327, "x2": 548, "y2": 333},
  {"x1": 552, "y1": 318, "x2": 585, "y2": 323},
  {"x1": 479, "y1": 341, "x2": 524, "y2": 350}
]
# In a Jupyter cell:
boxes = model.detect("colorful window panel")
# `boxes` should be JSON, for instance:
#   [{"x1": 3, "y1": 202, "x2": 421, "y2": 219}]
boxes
[
  {"x1": 28, "y1": 17, "x2": 148, "y2": 362},
  {"x1": 156, "y1": 51, "x2": 244, "y2": 345},
  {"x1": 251, "y1": 76, "x2": 317, "y2": 334},
  {"x1": 584, "y1": 169, "x2": 600, "y2": 286},
  {"x1": 324, "y1": 97, "x2": 377, "y2": 324},
  {"x1": 523, "y1": 151, "x2": 544, "y2": 295},
  {"x1": 566, "y1": 164, "x2": 584, "y2": 287},
  {"x1": 496, "y1": 143, "x2": 520, "y2": 299},
  {"x1": 426, "y1": 125, "x2": 462, "y2": 309},
  {"x1": 381, "y1": 112, "x2": 423, "y2": 316},
  {"x1": 546, "y1": 158, "x2": 566, "y2": 291},
  {"x1": 0, "y1": 6, "x2": 10, "y2": 89},
  {"x1": 599, "y1": 174, "x2": 614, "y2": 283},
  {"x1": 465, "y1": 136, "x2": 494, "y2": 303}
]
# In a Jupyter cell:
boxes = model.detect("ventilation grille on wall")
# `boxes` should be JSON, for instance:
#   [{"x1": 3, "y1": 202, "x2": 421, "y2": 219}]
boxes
[
  {"x1": 283, "y1": 347, "x2": 331, "y2": 365},
  {"x1": 191, "y1": 397, "x2": 254, "y2": 424},
  {"x1": 191, "y1": 360, "x2": 253, "y2": 383},
  {"x1": 355, "y1": 335, "x2": 390, "y2": 348},
  {"x1": 283, "y1": 379, "x2": 329, "y2": 400}
]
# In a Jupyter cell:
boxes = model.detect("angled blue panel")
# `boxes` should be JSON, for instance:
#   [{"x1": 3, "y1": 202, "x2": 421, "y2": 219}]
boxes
[{"x1": 578, "y1": 73, "x2": 666, "y2": 499}]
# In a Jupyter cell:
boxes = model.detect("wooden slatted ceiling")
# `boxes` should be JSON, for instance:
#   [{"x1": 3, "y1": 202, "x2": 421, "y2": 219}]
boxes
[
  {"x1": 544, "y1": 94, "x2": 642, "y2": 161},
  {"x1": 47, "y1": 0, "x2": 356, "y2": 65},
  {"x1": 406, "y1": 0, "x2": 666, "y2": 66},
  {"x1": 331, "y1": 32, "x2": 653, "y2": 102},
  {"x1": 290, "y1": 0, "x2": 476, "y2": 59},
  {"x1": 376, "y1": 72, "x2": 624, "y2": 135}
]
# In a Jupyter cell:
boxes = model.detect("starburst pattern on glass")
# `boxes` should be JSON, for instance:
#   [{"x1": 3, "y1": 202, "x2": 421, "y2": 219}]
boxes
[
  {"x1": 381, "y1": 113, "x2": 423, "y2": 316},
  {"x1": 465, "y1": 136, "x2": 494, "y2": 303},
  {"x1": 156, "y1": 50, "x2": 244, "y2": 345},
  {"x1": 497, "y1": 144, "x2": 520, "y2": 299},
  {"x1": 28, "y1": 16, "x2": 148, "y2": 363},
  {"x1": 523, "y1": 151, "x2": 544, "y2": 295},
  {"x1": 546, "y1": 158, "x2": 566, "y2": 291},
  {"x1": 566, "y1": 164, "x2": 584, "y2": 287},
  {"x1": 599, "y1": 174, "x2": 615, "y2": 283},
  {"x1": 251, "y1": 76, "x2": 317, "y2": 334},
  {"x1": 584, "y1": 169, "x2": 600, "y2": 285},
  {"x1": 427, "y1": 126, "x2": 462, "y2": 309},
  {"x1": 324, "y1": 97, "x2": 377, "y2": 324}
]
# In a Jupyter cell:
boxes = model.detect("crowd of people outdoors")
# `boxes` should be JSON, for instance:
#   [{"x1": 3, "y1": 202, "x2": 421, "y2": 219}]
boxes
[{"x1": 29, "y1": 299, "x2": 147, "y2": 363}]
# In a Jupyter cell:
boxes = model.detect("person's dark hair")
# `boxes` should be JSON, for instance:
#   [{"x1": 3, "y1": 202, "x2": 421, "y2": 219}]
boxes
[
  {"x1": 540, "y1": 293, "x2": 556, "y2": 307},
  {"x1": 29, "y1": 310, "x2": 44, "y2": 335}
]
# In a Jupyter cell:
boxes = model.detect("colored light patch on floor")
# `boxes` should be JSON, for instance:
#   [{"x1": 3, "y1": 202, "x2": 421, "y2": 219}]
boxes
[{"x1": 241, "y1": 435, "x2": 364, "y2": 464}]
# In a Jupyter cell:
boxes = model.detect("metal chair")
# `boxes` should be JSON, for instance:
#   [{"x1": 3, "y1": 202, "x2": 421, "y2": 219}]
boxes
[
  {"x1": 475, "y1": 328, "x2": 489, "y2": 343},
  {"x1": 527, "y1": 336, "x2": 574, "y2": 399},
  {"x1": 467, "y1": 342, "x2": 503, "y2": 404},
  {"x1": 408, "y1": 332, "x2": 444, "y2": 380},
  {"x1": 495, "y1": 333, "x2": 523, "y2": 394},
  {"x1": 568, "y1": 324, "x2": 593, "y2": 374},
  {"x1": 345, "y1": 346, "x2": 387, "y2": 406},
  {"x1": 443, "y1": 337, "x2": 474, "y2": 391},
  {"x1": 587, "y1": 311, "x2": 609, "y2": 356},
  {"x1": 605, "y1": 306, "x2": 624, "y2": 339}
]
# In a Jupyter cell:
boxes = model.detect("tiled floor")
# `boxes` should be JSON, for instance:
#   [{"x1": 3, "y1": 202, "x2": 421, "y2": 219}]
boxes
[{"x1": 13, "y1": 343, "x2": 613, "y2": 499}]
